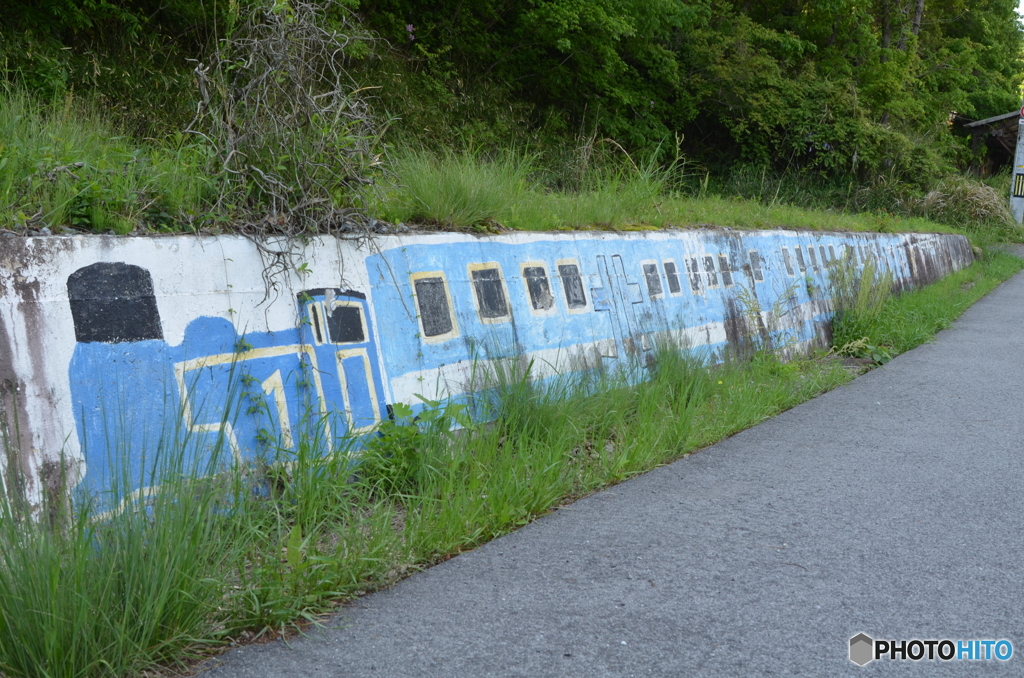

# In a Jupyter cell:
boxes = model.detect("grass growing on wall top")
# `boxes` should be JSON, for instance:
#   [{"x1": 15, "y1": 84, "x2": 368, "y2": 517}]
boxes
[
  {"x1": 373, "y1": 146, "x2": 1005, "y2": 238},
  {"x1": 3, "y1": 87, "x2": 1016, "y2": 241},
  {"x1": 0, "y1": 89, "x2": 213, "y2": 235}
]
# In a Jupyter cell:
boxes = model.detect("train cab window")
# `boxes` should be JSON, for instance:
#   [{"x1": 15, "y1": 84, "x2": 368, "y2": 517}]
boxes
[
  {"x1": 702, "y1": 256, "x2": 719, "y2": 288},
  {"x1": 663, "y1": 260, "x2": 682, "y2": 295},
  {"x1": 718, "y1": 255, "x2": 733, "y2": 287},
  {"x1": 327, "y1": 303, "x2": 366, "y2": 343},
  {"x1": 67, "y1": 262, "x2": 163, "y2": 343},
  {"x1": 641, "y1": 260, "x2": 663, "y2": 299},
  {"x1": 794, "y1": 246, "x2": 807, "y2": 273},
  {"x1": 308, "y1": 297, "x2": 367, "y2": 344},
  {"x1": 781, "y1": 247, "x2": 795, "y2": 276},
  {"x1": 748, "y1": 250, "x2": 764, "y2": 282},
  {"x1": 685, "y1": 258, "x2": 702, "y2": 293},
  {"x1": 411, "y1": 272, "x2": 458, "y2": 341},
  {"x1": 468, "y1": 263, "x2": 510, "y2": 323},
  {"x1": 521, "y1": 263, "x2": 555, "y2": 312},
  {"x1": 556, "y1": 259, "x2": 588, "y2": 311}
]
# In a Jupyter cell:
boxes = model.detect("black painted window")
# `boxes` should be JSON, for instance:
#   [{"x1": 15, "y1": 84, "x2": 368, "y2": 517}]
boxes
[
  {"x1": 642, "y1": 263, "x2": 663, "y2": 298},
  {"x1": 67, "y1": 262, "x2": 163, "y2": 343},
  {"x1": 718, "y1": 255, "x2": 733, "y2": 286},
  {"x1": 327, "y1": 304, "x2": 365, "y2": 343},
  {"x1": 686, "y1": 258, "x2": 702, "y2": 293},
  {"x1": 795, "y1": 246, "x2": 807, "y2": 272},
  {"x1": 782, "y1": 248, "x2": 794, "y2": 276},
  {"x1": 471, "y1": 267, "x2": 510, "y2": 319},
  {"x1": 558, "y1": 263, "x2": 587, "y2": 309},
  {"x1": 702, "y1": 256, "x2": 718, "y2": 287},
  {"x1": 414, "y1": 277, "x2": 454, "y2": 338},
  {"x1": 663, "y1": 261, "x2": 681, "y2": 294},
  {"x1": 523, "y1": 266, "x2": 554, "y2": 311},
  {"x1": 820, "y1": 245, "x2": 829, "y2": 267},
  {"x1": 749, "y1": 251, "x2": 764, "y2": 282},
  {"x1": 807, "y1": 246, "x2": 819, "y2": 271}
]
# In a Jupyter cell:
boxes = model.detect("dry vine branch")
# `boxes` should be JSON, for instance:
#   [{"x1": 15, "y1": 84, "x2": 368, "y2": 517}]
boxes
[{"x1": 187, "y1": 0, "x2": 386, "y2": 243}]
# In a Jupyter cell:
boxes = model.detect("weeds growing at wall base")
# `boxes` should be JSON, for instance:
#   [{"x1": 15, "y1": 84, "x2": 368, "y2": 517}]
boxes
[
  {"x1": 0, "y1": 253, "x2": 1019, "y2": 678},
  {"x1": 831, "y1": 249, "x2": 1023, "y2": 359}
]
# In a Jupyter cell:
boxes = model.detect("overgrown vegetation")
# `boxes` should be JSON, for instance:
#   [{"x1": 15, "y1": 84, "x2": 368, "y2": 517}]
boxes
[
  {"x1": 0, "y1": 342, "x2": 849, "y2": 677},
  {"x1": 830, "y1": 249, "x2": 1024, "y2": 360},
  {"x1": 3, "y1": 4, "x2": 1023, "y2": 675},
  {"x1": 187, "y1": 0, "x2": 385, "y2": 237},
  {"x1": 2, "y1": 0, "x2": 1024, "y2": 236},
  {"x1": 0, "y1": 89, "x2": 211, "y2": 234}
]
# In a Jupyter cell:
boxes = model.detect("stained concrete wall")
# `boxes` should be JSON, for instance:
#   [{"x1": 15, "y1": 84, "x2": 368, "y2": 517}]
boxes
[{"x1": 0, "y1": 228, "x2": 973, "y2": 511}]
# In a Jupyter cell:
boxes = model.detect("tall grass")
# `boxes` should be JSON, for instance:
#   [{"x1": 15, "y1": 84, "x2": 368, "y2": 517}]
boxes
[
  {"x1": 0, "y1": 456, "x2": 229, "y2": 677},
  {"x1": 3, "y1": 86, "x2": 1011, "y2": 239},
  {"x1": 0, "y1": 340, "x2": 857, "y2": 677},
  {"x1": 375, "y1": 146, "x2": 678, "y2": 231},
  {"x1": 703, "y1": 165, "x2": 1023, "y2": 244},
  {"x1": 376, "y1": 149, "x2": 535, "y2": 228},
  {"x1": 377, "y1": 146, "x2": 992, "y2": 237},
  {"x1": 831, "y1": 250, "x2": 1023, "y2": 356},
  {"x1": 0, "y1": 88, "x2": 211, "y2": 234}
]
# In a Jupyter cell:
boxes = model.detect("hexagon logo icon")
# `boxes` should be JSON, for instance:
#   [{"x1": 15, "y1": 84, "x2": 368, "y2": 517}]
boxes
[{"x1": 850, "y1": 633, "x2": 874, "y2": 666}]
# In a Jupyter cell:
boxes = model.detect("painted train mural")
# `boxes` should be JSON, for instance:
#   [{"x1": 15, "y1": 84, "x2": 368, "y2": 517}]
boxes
[{"x1": 0, "y1": 228, "x2": 974, "y2": 510}]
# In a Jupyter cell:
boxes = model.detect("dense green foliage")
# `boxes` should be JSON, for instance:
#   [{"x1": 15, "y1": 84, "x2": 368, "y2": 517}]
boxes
[
  {"x1": 5, "y1": 1, "x2": 1022, "y2": 170},
  {"x1": 359, "y1": 0, "x2": 1024, "y2": 182},
  {"x1": 0, "y1": 0, "x2": 224, "y2": 134},
  {"x1": 2, "y1": 0, "x2": 1023, "y2": 234}
]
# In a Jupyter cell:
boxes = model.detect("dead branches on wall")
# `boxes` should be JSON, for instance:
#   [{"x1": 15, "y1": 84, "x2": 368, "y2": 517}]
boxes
[{"x1": 188, "y1": 0, "x2": 385, "y2": 239}]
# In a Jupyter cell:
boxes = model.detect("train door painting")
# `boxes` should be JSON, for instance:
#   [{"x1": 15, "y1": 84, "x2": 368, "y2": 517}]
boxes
[
  {"x1": 592, "y1": 254, "x2": 649, "y2": 365},
  {"x1": 297, "y1": 288, "x2": 388, "y2": 438}
]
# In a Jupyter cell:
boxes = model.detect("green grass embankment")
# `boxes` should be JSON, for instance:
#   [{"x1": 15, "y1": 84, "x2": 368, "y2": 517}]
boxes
[{"x1": 4, "y1": 90, "x2": 1017, "y2": 243}]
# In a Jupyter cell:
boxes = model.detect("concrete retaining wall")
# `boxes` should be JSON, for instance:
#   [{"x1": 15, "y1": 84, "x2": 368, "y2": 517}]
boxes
[{"x1": 0, "y1": 228, "x2": 973, "y2": 511}]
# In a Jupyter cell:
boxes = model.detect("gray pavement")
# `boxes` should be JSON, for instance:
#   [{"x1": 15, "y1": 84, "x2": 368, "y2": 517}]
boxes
[{"x1": 201, "y1": 263, "x2": 1024, "y2": 676}]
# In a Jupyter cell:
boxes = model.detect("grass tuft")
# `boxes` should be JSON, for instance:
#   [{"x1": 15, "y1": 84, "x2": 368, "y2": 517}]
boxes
[
  {"x1": 832, "y1": 250, "x2": 1023, "y2": 357},
  {"x1": 0, "y1": 88, "x2": 212, "y2": 234},
  {"x1": 376, "y1": 149, "x2": 535, "y2": 229}
]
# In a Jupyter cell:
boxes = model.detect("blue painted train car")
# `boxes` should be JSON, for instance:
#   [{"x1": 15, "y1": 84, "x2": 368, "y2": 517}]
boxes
[{"x1": 64, "y1": 229, "x2": 971, "y2": 508}]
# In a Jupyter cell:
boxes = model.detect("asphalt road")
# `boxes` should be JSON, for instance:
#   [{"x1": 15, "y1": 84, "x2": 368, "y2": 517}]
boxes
[{"x1": 201, "y1": 263, "x2": 1024, "y2": 677}]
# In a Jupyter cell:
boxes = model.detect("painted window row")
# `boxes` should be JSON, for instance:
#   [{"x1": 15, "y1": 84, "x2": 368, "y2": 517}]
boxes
[
  {"x1": 778, "y1": 243, "x2": 879, "y2": 277},
  {"x1": 411, "y1": 239, "x2": 913, "y2": 344},
  {"x1": 409, "y1": 251, "x2": 769, "y2": 344},
  {"x1": 409, "y1": 260, "x2": 588, "y2": 343}
]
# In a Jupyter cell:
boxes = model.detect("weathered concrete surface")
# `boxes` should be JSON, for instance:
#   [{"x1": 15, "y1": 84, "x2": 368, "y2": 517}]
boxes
[
  {"x1": 0, "y1": 230, "x2": 973, "y2": 510},
  {"x1": 200, "y1": 264, "x2": 1024, "y2": 676}
]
